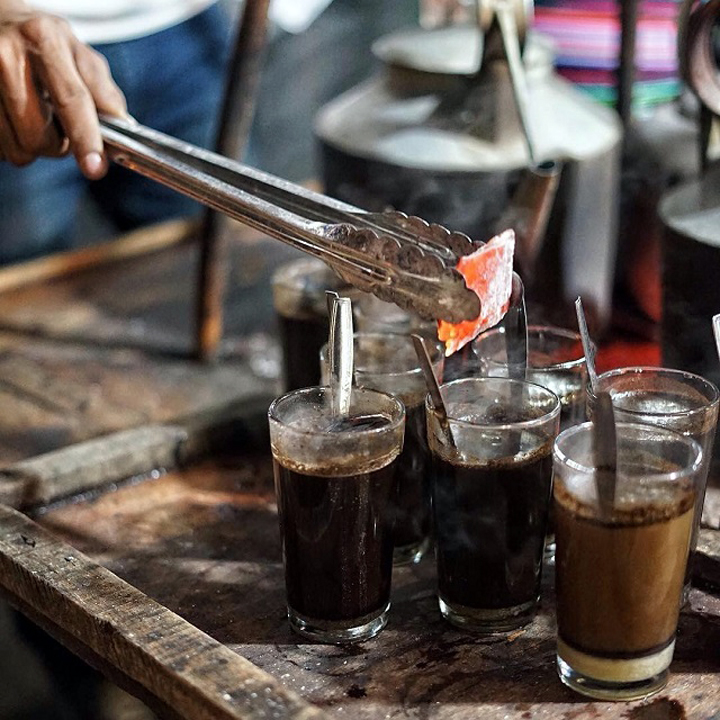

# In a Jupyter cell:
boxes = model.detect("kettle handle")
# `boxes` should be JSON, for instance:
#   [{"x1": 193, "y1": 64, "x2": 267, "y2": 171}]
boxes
[{"x1": 678, "y1": 0, "x2": 720, "y2": 116}]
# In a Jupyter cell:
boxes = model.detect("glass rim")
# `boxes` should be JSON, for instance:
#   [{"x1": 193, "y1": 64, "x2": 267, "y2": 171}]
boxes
[
  {"x1": 432, "y1": 376, "x2": 561, "y2": 431},
  {"x1": 553, "y1": 421, "x2": 704, "y2": 481},
  {"x1": 324, "y1": 331, "x2": 443, "y2": 380},
  {"x1": 475, "y1": 324, "x2": 592, "y2": 372},
  {"x1": 268, "y1": 385, "x2": 405, "y2": 437},
  {"x1": 593, "y1": 366, "x2": 720, "y2": 418}
]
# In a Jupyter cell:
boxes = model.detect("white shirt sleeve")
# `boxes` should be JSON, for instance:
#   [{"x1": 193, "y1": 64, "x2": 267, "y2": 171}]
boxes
[{"x1": 28, "y1": 0, "x2": 219, "y2": 44}]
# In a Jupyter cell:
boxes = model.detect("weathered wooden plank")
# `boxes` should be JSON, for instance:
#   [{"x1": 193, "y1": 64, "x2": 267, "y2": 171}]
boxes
[
  {"x1": 0, "y1": 425, "x2": 187, "y2": 509},
  {"x1": 696, "y1": 527, "x2": 720, "y2": 591},
  {"x1": 0, "y1": 219, "x2": 195, "y2": 294},
  {"x1": 0, "y1": 333, "x2": 276, "y2": 465},
  {"x1": 702, "y1": 484, "x2": 720, "y2": 529},
  {"x1": 0, "y1": 218, "x2": 298, "y2": 466},
  {"x1": 0, "y1": 502, "x2": 328, "y2": 720}
]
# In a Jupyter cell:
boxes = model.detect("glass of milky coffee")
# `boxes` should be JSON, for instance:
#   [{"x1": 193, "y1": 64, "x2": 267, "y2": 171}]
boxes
[
  {"x1": 587, "y1": 367, "x2": 719, "y2": 599},
  {"x1": 553, "y1": 422, "x2": 702, "y2": 700}
]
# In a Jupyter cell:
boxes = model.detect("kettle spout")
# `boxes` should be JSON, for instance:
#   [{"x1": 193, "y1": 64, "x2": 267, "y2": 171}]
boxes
[{"x1": 495, "y1": 160, "x2": 562, "y2": 278}]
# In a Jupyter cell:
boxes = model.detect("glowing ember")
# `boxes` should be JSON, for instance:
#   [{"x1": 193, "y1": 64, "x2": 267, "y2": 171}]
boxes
[{"x1": 437, "y1": 229, "x2": 515, "y2": 356}]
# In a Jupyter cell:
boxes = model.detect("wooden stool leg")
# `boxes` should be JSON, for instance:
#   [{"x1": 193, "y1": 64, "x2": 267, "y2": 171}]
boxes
[{"x1": 196, "y1": 0, "x2": 272, "y2": 361}]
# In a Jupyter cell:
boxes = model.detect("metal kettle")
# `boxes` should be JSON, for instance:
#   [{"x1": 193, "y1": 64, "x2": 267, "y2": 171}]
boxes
[
  {"x1": 660, "y1": 0, "x2": 720, "y2": 518},
  {"x1": 661, "y1": 0, "x2": 720, "y2": 381},
  {"x1": 314, "y1": 0, "x2": 623, "y2": 327}
]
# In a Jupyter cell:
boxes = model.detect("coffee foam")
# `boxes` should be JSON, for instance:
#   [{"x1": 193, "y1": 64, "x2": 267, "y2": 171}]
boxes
[
  {"x1": 554, "y1": 481, "x2": 695, "y2": 527},
  {"x1": 273, "y1": 447, "x2": 400, "y2": 477}
]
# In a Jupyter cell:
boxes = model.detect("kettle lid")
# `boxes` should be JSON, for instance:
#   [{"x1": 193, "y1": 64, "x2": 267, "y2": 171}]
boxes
[
  {"x1": 372, "y1": 26, "x2": 486, "y2": 76},
  {"x1": 660, "y1": 165, "x2": 720, "y2": 247}
]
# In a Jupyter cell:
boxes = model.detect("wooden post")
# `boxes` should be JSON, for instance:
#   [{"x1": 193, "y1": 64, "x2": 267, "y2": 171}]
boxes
[
  {"x1": 196, "y1": 0, "x2": 272, "y2": 361},
  {"x1": 616, "y1": 0, "x2": 639, "y2": 127}
]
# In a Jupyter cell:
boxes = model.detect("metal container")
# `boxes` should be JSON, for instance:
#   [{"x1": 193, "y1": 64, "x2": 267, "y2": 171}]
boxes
[{"x1": 315, "y1": 20, "x2": 622, "y2": 326}]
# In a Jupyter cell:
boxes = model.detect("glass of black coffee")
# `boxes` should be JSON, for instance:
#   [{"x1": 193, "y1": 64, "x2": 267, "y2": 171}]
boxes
[
  {"x1": 427, "y1": 377, "x2": 561, "y2": 632},
  {"x1": 474, "y1": 325, "x2": 589, "y2": 429},
  {"x1": 474, "y1": 324, "x2": 592, "y2": 561},
  {"x1": 271, "y1": 258, "x2": 356, "y2": 392},
  {"x1": 268, "y1": 385, "x2": 405, "y2": 643},
  {"x1": 322, "y1": 332, "x2": 444, "y2": 564},
  {"x1": 553, "y1": 422, "x2": 701, "y2": 700}
]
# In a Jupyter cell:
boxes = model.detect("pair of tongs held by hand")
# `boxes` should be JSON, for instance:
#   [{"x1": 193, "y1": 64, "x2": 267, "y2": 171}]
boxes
[{"x1": 99, "y1": 115, "x2": 482, "y2": 323}]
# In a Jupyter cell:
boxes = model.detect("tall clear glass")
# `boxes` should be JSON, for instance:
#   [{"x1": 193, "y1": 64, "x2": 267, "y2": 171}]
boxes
[
  {"x1": 322, "y1": 332, "x2": 443, "y2": 564},
  {"x1": 269, "y1": 386, "x2": 405, "y2": 643},
  {"x1": 474, "y1": 324, "x2": 592, "y2": 562},
  {"x1": 427, "y1": 377, "x2": 560, "y2": 632},
  {"x1": 554, "y1": 422, "x2": 702, "y2": 700},
  {"x1": 587, "y1": 367, "x2": 719, "y2": 596}
]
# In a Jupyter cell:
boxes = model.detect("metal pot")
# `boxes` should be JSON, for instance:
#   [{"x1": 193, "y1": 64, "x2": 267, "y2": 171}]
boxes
[{"x1": 314, "y1": 12, "x2": 622, "y2": 327}]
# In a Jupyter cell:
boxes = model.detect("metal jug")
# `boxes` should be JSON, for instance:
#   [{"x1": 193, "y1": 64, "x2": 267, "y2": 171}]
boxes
[
  {"x1": 314, "y1": 1, "x2": 622, "y2": 327},
  {"x1": 661, "y1": 0, "x2": 720, "y2": 381}
]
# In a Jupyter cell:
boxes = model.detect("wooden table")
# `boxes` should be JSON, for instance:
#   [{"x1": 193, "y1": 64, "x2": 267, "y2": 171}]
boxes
[{"x1": 0, "y1": 224, "x2": 717, "y2": 720}]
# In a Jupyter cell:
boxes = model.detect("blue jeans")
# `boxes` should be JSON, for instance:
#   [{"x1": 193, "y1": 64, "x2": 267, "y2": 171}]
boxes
[{"x1": 0, "y1": 3, "x2": 231, "y2": 264}]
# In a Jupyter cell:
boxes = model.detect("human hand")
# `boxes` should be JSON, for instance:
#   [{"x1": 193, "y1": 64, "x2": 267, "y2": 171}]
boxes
[{"x1": 0, "y1": 2, "x2": 127, "y2": 178}]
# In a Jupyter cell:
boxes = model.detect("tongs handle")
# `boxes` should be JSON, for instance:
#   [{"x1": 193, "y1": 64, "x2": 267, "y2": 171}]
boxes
[
  {"x1": 99, "y1": 116, "x2": 482, "y2": 324},
  {"x1": 100, "y1": 115, "x2": 359, "y2": 223},
  {"x1": 99, "y1": 116, "x2": 384, "y2": 279}
]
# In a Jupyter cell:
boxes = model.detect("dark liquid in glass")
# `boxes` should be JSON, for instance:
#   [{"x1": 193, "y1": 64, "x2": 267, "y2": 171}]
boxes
[
  {"x1": 275, "y1": 459, "x2": 396, "y2": 622},
  {"x1": 392, "y1": 402, "x2": 431, "y2": 551},
  {"x1": 278, "y1": 314, "x2": 329, "y2": 391},
  {"x1": 432, "y1": 445, "x2": 553, "y2": 609}
]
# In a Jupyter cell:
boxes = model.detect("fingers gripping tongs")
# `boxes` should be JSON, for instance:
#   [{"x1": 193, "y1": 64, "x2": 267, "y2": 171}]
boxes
[{"x1": 99, "y1": 116, "x2": 482, "y2": 323}]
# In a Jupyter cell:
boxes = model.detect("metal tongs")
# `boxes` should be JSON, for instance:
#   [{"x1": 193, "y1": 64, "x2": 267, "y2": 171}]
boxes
[{"x1": 100, "y1": 116, "x2": 481, "y2": 323}]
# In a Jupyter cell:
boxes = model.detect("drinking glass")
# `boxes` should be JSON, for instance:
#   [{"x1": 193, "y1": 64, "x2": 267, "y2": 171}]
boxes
[
  {"x1": 271, "y1": 257, "x2": 355, "y2": 391},
  {"x1": 323, "y1": 332, "x2": 443, "y2": 564},
  {"x1": 587, "y1": 367, "x2": 719, "y2": 596},
  {"x1": 474, "y1": 325, "x2": 589, "y2": 429},
  {"x1": 427, "y1": 377, "x2": 560, "y2": 631},
  {"x1": 554, "y1": 422, "x2": 702, "y2": 700},
  {"x1": 474, "y1": 324, "x2": 591, "y2": 560},
  {"x1": 268, "y1": 385, "x2": 405, "y2": 642}
]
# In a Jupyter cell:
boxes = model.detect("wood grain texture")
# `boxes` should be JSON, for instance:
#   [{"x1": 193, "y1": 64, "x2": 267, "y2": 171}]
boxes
[
  {"x1": 0, "y1": 425, "x2": 187, "y2": 509},
  {"x1": 0, "y1": 221, "x2": 304, "y2": 465},
  {"x1": 35, "y1": 448, "x2": 720, "y2": 720},
  {"x1": 0, "y1": 502, "x2": 328, "y2": 720},
  {"x1": 0, "y1": 219, "x2": 195, "y2": 295}
]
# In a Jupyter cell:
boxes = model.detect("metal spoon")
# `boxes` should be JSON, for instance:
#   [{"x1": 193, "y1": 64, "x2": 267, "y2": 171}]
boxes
[
  {"x1": 326, "y1": 291, "x2": 354, "y2": 420},
  {"x1": 592, "y1": 390, "x2": 617, "y2": 520},
  {"x1": 575, "y1": 296, "x2": 598, "y2": 392},
  {"x1": 712, "y1": 313, "x2": 720, "y2": 362},
  {"x1": 411, "y1": 334, "x2": 457, "y2": 450},
  {"x1": 503, "y1": 272, "x2": 528, "y2": 381}
]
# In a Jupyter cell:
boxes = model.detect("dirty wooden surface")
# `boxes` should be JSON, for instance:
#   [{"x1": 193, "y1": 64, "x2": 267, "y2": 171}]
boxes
[
  {"x1": 0, "y1": 501, "x2": 328, "y2": 720},
  {"x1": 0, "y1": 219, "x2": 303, "y2": 465},
  {"x1": 33, "y1": 441, "x2": 720, "y2": 720},
  {"x1": 0, "y1": 224, "x2": 716, "y2": 719}
]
